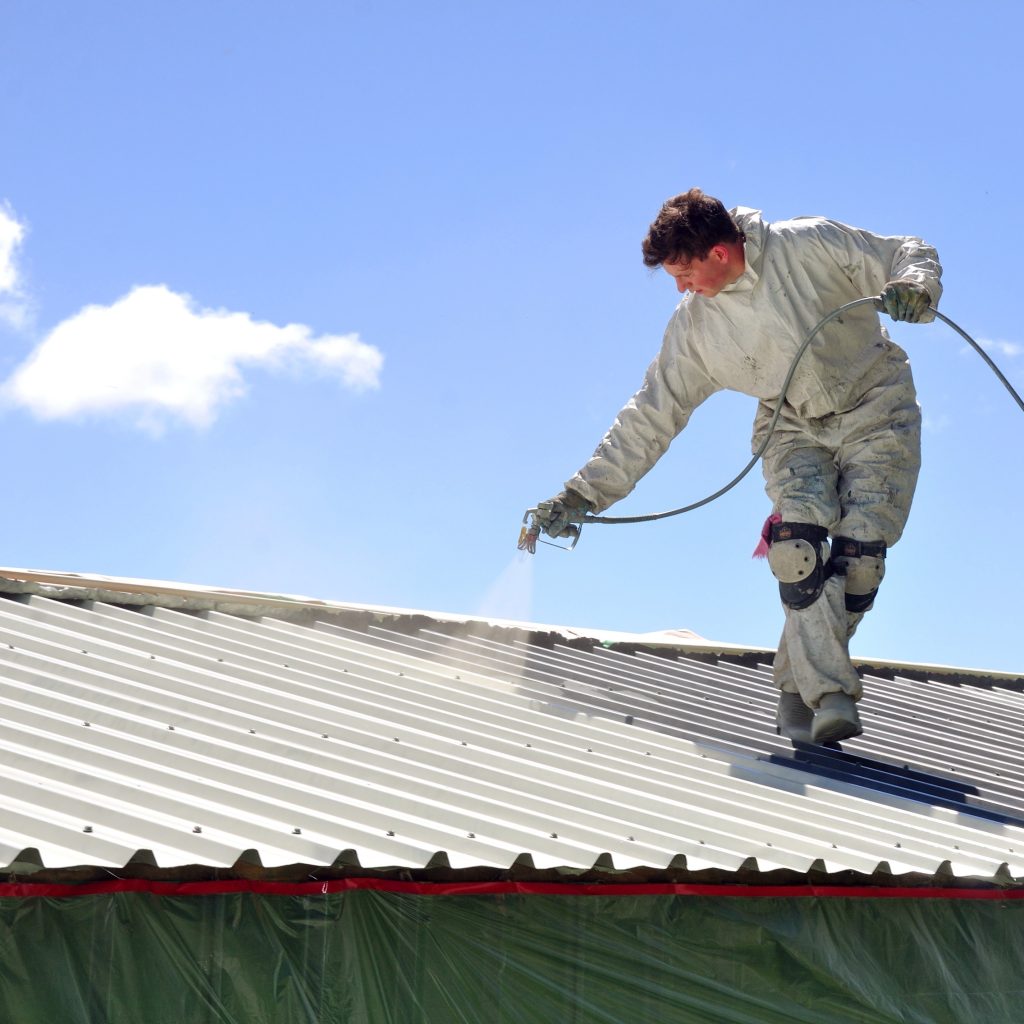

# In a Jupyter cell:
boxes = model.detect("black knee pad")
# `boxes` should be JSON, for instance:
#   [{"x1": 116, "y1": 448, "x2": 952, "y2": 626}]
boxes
[
  {"x1": 767, "y1": 522, "x2": 832, "y2": 610},
  {"x1": 831, "y1": 536, "x2": 887, "y2": 613}
]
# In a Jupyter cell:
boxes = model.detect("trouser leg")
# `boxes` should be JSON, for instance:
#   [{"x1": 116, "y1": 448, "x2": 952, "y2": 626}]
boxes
[
  {"x1": 775, "y1": 574, "x2": 863, "y2": 707},
  {"x1": 845, "y1": 610, "x2": 866, "y2": 641},
  {"x1": 759, "y1": 436, "x2": 856, "y2": 707},
  {"x1": 833, "y1": 370, "x2": 921, "y2": 547},
  {"x1": 760, "y1": 361, "x2": 921, "y2": 709},
  {"x1": 831, "y1": 369, "x2": 921, "y2": 642}
]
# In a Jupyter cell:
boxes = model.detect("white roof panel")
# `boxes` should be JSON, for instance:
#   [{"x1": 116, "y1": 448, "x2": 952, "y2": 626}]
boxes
[{"x1": 0, "y1": 572, "x2": 1021, "y2": 884}]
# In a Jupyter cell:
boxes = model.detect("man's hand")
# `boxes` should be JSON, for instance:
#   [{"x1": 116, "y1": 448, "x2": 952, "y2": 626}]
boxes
[
  {"x1": 880, "y1": 280, "x2": 932, "y2": 323},
  {"x1": 534, "y1": 488, "x2": 594, "y2": 538}
]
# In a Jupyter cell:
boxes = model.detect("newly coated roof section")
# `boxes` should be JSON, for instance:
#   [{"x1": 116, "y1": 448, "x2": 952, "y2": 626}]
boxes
[{"x1": 0, "y1": 570, "x2": 1022, "y2": 886}]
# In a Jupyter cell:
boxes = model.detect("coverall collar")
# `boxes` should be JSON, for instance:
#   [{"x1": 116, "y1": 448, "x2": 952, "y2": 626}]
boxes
[{"x1": 720, "y1": 207, "x2": 766, "y2": 294}]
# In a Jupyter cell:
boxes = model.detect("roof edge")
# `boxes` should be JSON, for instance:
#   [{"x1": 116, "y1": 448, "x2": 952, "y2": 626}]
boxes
[
  {"x1": 0, "y1": 566, "x2": 766, "y2": 662},
  {"x1": 1, "y1": 853, "x2": 1020, "y2": 891},
  {"x1": 1, "y1": 566, "x2": 1020, "y2": 685}
]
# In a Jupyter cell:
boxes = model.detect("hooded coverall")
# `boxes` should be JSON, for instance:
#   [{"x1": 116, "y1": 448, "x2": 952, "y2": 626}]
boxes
[{"x1": 565, "y1": 208, "x2": 942, "y2": 708}]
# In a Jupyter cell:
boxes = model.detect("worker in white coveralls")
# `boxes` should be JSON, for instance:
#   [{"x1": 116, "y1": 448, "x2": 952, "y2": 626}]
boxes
[{"x1": 534, "y1": 188, "x2": 941, "y2": 745}]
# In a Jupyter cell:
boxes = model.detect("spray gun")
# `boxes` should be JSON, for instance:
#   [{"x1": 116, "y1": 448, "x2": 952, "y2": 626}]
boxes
[
  {"x1": 517, "y1": 504, "x2": 582, "y2": 553},
  {"x1": 516, "y1": 296, "x2": 1024, "y2": 555}
]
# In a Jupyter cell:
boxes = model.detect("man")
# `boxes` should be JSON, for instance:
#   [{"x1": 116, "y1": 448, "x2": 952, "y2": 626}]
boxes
[{"x1": 535, "y1": 188, "x2": 941, "y2": 745}]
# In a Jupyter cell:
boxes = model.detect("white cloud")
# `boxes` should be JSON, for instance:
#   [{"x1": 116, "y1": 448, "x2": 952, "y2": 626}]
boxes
[
  {"x1": 0, "y1": 203, "x2": 24, "y2": 294},
  {"x1": 977, "y1": 337, "x2": 1023, "y2": 358},
  {"x1": 2, "y1": 284, "x2": 383, "y2": 433},
  {"x1": 0, "y1": 203, "x2": 29, "y2": 328}
]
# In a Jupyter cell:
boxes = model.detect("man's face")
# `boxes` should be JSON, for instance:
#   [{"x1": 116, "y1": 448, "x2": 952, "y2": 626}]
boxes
[{"x1": 662, "y1": 245, "x2": 737, "y2": 298}]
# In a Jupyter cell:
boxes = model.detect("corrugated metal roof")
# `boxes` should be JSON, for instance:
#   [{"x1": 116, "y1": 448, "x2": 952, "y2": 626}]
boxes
[{"x1": 0, "y1": 569, "x2": 1022, "y2": 887}]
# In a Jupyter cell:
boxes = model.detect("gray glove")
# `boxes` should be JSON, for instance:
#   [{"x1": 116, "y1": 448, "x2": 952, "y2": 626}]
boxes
[
  {"x1": 534, "y1": 488, "x2": 594, "y2": 538},
  {"x1": 880, "y1": 280, "x2": 932, "y2": 323}
]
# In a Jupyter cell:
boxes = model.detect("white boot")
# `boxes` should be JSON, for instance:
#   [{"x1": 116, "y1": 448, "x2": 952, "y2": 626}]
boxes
[{"x1": 812, "y1": 692, "x2": 863, "y2": 744}]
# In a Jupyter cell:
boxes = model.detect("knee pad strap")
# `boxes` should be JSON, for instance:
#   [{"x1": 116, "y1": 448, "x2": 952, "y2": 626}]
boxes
[{"x1": 767, "y1": 522, "x2": 832, "y2": 610}]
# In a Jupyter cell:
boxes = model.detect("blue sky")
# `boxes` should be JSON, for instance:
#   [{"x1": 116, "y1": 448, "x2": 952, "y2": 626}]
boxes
[{"x1": 2, "y1": 1, "x2": 1021, "y2": 673}]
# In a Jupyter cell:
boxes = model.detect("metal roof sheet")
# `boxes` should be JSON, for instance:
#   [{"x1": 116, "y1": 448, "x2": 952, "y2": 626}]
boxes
[{"x1": 0, "y1": 570, "x2": 1022, "y2": 886}]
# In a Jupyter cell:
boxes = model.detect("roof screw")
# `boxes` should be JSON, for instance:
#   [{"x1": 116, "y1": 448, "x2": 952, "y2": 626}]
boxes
[
  {"x1": 461, "y1": 741, "x2": 468, "y2": 746},
  {"x1": 627, "y1": 836, "x2": 635, "y2": 842},
  {"x1": 321, "y1": 733, "x2": 328, "y2": 739},
  {"x1": 193, "y1": 826, "x2": 202, "y2": 834},
  {"x1": 168, "y1": 725, "x2": 175, "y2": 731},
  {"x1": 292, "y1": 828, "x2": 302, "y2": 835},
  {"x1": 249, "y1": 729, "x2": 256, "y2": 735},
  {"x1": 386, "y1": 830, "x2": 395, "y2": 837},
  {"x1": 895, "y1": 842, "x2": 901, "y2": 848},
  {"x1": 625, "y1": 715, "x2": 634, "y2": 724},
  {"x1": 83, "y1": 825, "x2": 93, "y2": 833},
  {"x1": 394, "y1": 737, "x2": 400, "y2": 742},
  {"x1": 83, "y1": 721, "x2": 91, "y2": 727},
  {"x1": 549, "y1": 832, "x2": 558, "y2": 839},
  {"x1": 467, "y1": 832, "x2": 476, "y2": 839}
]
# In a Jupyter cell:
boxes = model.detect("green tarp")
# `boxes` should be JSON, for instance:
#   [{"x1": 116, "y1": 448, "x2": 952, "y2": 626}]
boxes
[{"x1": 1, "y1": 884, "x2": 1022, "y2": 1023}]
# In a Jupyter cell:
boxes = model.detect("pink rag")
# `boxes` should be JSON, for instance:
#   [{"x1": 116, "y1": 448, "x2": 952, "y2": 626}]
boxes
[{"x1": 752, "y1": 513, "x2": 782, "y2": 559}]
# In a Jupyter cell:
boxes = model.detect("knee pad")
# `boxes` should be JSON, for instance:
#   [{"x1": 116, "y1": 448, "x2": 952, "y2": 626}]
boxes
[
  {"x1": 831, "y1": 537, "x2": 886, "y2": 613},
  {"x1": 767, "y1": 522, "x2": 832, "y2": 610}
]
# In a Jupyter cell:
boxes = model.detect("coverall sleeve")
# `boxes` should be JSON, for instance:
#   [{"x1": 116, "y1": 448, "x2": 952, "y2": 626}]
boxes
[
  {"x1": 565, "y1": 313, "x2": 721, "y2": 513},
  {"x1": 813, "y1": 218, "x2": 943, "y2": 320}
]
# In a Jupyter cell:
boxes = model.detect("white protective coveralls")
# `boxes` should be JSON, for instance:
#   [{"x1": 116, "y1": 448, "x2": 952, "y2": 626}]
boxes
[{"x1": 565, "y1": 208, "x2": 942, "y2": 707}]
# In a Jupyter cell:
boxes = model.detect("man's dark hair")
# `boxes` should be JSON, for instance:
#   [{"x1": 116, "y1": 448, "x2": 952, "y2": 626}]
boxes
[{"x1": 641, "y1": 188, "x2": 745, "y2": 268}]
